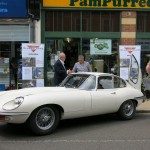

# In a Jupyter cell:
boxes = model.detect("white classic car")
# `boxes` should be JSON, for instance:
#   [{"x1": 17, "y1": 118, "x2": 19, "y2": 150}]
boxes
[{"x1": 0, "y1": 70, "x2": 146, "y2": 135}]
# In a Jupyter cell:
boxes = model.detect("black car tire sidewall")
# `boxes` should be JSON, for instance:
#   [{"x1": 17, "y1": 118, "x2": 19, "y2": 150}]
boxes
[
  {"x1": 118, "y1": 100, "x2": 136, "y2": 120},
  {"x1": 27, "y1": 106, "x2": 60, "y2": 135}
]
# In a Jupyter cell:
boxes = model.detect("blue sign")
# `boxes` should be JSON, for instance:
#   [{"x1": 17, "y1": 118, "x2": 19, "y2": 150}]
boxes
[{"x1": 0, "y1": 0, "x2": 27, "y2": 18}]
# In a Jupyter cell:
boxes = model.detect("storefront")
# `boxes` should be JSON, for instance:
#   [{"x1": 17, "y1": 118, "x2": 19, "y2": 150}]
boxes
[
  {"x1": 0, "y1": 0, "x2": 32, "y2": 90},
  {"x1": 1, "y1": 0, "x2": 150, "y2": 89},
  {"x1": 41, "y1": 1, "x2": 121, "y2": 86},
  {"x1": 42, "y1": 0, "x2": 150, "y2": 86}
]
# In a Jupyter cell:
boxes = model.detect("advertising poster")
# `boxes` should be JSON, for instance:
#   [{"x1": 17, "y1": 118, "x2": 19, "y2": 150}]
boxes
[
  {"x1": 0, "y1": 57, "x2": 9, "y2": 90},
  {"x1": 90, "y1": 39, "x2": 112, "y2": 55},
  {"x1": 22, "y1": 43, "x2": 44, "y2": 88},
  {"x1": 119, "y1": 45, "x2": 141, "y2": 80}
]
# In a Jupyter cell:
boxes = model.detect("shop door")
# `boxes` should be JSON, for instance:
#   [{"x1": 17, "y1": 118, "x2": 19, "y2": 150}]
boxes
[
  {"x1": 46, "y1": 38, "x2": 80, "y2": 86},
  {"x1": 63, "y1": 38, "x2": 79, "y2": 70}
]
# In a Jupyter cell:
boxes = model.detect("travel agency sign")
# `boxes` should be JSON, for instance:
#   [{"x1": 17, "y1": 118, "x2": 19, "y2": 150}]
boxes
[{"x1": 43, "y1": 0, "x2": 150, "y2": 9}]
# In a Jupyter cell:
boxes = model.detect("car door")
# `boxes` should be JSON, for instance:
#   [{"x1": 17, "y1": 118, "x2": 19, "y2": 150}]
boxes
[
  {"x1": 128, "y1": 54, "x2": 142, "y2": 91},
  {"x1": 90, "y1": 75, "x2": 121, "y2": 115}
]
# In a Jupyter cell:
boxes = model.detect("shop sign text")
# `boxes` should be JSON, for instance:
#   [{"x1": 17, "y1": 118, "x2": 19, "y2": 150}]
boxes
[{"x1": 43, "y1": 0, "x2": 150, "y2": 8}]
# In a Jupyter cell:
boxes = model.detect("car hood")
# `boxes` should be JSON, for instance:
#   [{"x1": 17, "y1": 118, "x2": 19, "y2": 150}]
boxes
[{"x1": 0, "y1": 87, "x2": 73, "y2": 103}]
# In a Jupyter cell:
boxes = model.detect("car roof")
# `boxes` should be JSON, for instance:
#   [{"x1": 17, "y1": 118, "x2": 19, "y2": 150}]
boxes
[{"x1": 71, "y1": 72, "x2": 114, "y2": 76}]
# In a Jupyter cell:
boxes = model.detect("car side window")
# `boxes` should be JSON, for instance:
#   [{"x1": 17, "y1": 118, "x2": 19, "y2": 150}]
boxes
[
  {"x1": 98, "y1": 76, "x2": 113, "y2": 89},
  {"x1": 79, "y1": 75, "x2": 96, "y2": 90},
  {"x1": 114, "y1": 76, "x2": 126, "y2": 88}
]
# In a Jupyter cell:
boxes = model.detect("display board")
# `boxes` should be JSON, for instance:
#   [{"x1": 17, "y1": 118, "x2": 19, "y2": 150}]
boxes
[
  {"x1": 21, "y1": 43, "x2": 45, "y2": 88},
  {"x1": 119, "y1": 45, "x2": 141, "y2": 80},
  {"x1": 90, "y1": 39, "x2": 112, "y2": 55}
]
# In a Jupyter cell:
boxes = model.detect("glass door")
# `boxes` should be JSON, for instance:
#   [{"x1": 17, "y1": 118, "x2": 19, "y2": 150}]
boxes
[{"x1": 45, "y1": 38, "x2": 79, "y2": 86}]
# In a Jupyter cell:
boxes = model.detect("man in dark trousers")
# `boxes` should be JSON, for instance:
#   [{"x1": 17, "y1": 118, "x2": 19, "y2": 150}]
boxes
[{"x1": 54, "y1": 52, "x2": 72, "y2": 86}]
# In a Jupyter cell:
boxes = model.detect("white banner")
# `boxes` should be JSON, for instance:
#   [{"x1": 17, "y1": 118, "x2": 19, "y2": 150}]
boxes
[
  {"x1": 21, "y1": 43, "x2": 44, "y2": 88},
  {"x1": 119, "y1": 45, "x2": 141, "y2": 80}
]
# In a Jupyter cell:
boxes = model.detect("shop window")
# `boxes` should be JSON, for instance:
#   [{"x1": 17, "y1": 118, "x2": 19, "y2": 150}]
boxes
[
  {"x1": 72, "y1": 12, "x2": 80, "y2": 31},
  {"x1": 91, "y1": 12, "x2": 100, "y2": 32},
  {"x1": 54, "y1": 12, "x2": 63, "y2": 31},
  {"x1": 63, "y1": 12, "x2": 71, "y2": 31},
  {"x1": 82, "y1": 12, "x2": 91, "y2": 32},
  {"x1": 45, "y1": 11, "x2": 80, "y2": 32},
  {"x1": 45, "y1": 11, "x2": 120, "y2": 32},
  {"x1": 82, "y1": 38, "x2": 119, "y2": 73},
  {"x1": 137, "y1": 12, "x2": 150, "y2": 32},
  {"x1": 102, "y1": 19, "x2": 110, "y2": 31},
  {"x1": 146, "y1": 13, "x2": 150, "y2": 32},
  {"x1": 45, "y1": 11, "x2": 53, "y2": 31},
  {"x1": 137, "y1": 13, "x2": 145, "y2": 32},
  {"x1": 101, "y1": 12, "x2": 110, "y2": 32},
  {"x1": 111, "y1": 12, "x2": 120, "y2": 32}
]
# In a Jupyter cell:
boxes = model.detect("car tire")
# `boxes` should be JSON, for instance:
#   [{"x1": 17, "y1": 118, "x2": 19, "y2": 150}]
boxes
[
  {"x1": 27, "y1": 106, "x2": 60, "y2": 135},
  {"x1": 117, "y1": 100, "x2": 136, "y2": 120}
]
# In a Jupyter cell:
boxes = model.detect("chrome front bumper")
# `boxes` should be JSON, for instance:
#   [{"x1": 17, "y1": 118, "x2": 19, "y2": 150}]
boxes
[{"x1": 0, "y1": 112, "x2": 29, "y2": 123}]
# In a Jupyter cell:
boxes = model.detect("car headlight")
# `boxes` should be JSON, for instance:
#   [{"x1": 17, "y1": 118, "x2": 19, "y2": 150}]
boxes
[{"x1": 3, "y1": 96, "x2": 24, "y2": 110}]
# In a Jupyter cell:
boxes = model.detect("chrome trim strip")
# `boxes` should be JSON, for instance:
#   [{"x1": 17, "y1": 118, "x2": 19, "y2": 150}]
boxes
[{"x1": 0, "y1": 112, "x2": 29, "y2": 116}]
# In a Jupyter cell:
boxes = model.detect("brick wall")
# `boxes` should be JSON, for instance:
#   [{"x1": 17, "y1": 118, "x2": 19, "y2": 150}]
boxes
[{"x1": 121, "y1": 11, "x2": 136, "y2": 45}]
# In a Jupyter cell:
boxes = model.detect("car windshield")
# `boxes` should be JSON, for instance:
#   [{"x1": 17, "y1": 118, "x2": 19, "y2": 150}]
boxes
[{"x1": 60, "y1": 74, "x2": 96, "y2": 90}]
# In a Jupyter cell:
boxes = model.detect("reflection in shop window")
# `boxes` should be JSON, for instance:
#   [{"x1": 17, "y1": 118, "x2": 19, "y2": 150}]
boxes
[
  {"x1": 63, "y1": 12, "x2": 71, "y2": 31},
  {"x1": 137, "y1": 12, "x2": 150, "y2": 32},
  {"x1": 54, "y1": 11, "x2": 63, "y2": 31},
  {"x1": 82, "y1": 12, "x2": 90, "y2": 32},
  {"x1": 45, "y1": 11, "x2": 80, "y2": 32},
  {"x1": 45, "y1": 11, "x2": 120, "y2": 32},
  {"x1": 91, "y1": 11, "x2": 100, "y2": 32},
  {"x1": 72, "y1": 12, "x2": 80, "y2": 31}
]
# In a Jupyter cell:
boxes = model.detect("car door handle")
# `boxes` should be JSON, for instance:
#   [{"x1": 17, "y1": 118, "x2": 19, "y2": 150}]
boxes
[{"x1": 111, "y1": 92, "x2": 116, "y2": 94}]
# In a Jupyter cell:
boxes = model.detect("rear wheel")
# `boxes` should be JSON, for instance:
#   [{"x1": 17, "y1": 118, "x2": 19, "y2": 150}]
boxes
[
  {"x1": 117, "y1": 100, "x2": 136, "y2": 120},
  {"x1": 27, "y1": 106, "x2": 60, "y2": 135}
]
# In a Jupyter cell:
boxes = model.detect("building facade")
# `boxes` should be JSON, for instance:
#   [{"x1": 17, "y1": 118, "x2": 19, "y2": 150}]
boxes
[
  {"x1": 1, "y1": 0, "x2": 150, "y2": 89},
  {"x1": 0, "y1": 0, "x2": 40, "y2": 89},
  {"x1": 41, "y1": 0, "x2": 150, "y2": 86}
]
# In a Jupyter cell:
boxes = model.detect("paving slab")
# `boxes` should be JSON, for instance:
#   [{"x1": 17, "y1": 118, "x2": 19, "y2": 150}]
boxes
[{"x1": 136, "y1": 99, "x2": 150, "y2": 113}]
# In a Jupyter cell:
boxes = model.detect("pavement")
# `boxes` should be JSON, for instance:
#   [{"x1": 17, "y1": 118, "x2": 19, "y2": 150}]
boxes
[{"x1": 136, "y1": 99, "x2": 150, "y2": 113}]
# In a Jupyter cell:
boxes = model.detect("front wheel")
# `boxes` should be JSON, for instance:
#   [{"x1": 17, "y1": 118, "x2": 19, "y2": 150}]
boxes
[
  {"x1": 27, "y1": 106, "x2": 60, "y2": 135},
  {"x1": 117, "y1": 100, "x2": 136, "y2": 120}
]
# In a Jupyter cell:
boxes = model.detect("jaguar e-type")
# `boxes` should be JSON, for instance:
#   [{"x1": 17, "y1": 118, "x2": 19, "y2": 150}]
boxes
[{"x1": 0, "y1": 71, "x2": 145, "y2": 135}]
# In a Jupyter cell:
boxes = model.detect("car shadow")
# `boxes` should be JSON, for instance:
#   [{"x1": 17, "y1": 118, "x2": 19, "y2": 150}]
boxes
[
  {"x1": 55, "y1": 113, "x2": 126, "y2": 135},
  {"x1": 0, "y1": 123, "x2": 33, "y2": 137},
  {"x1": 0, "y1": 114, "x2": 118, "y2": 137},
  {"x1": 55, "y1": 113, "x2": 149, "y2": 136}
]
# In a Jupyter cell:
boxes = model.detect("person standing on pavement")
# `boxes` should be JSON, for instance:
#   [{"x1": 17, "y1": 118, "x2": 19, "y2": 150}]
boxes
[
  {"x1": 146, "y1": 61, "x2": 150, "y2": 75},
  {"x1": 54, "y1": 52, "x2": 72, "y2": 86},
  {"x1": 72, "y1": 55, "x2": 92, "y2": 72},
  {"x1": 142, "y1": 61, "x2": 150, "y2": 98}
]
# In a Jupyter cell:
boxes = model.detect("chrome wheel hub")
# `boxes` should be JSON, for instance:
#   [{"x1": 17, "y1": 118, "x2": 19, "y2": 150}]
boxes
[{"x1": 36, "y1": 107, "x2": 55, "y2": 130}]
